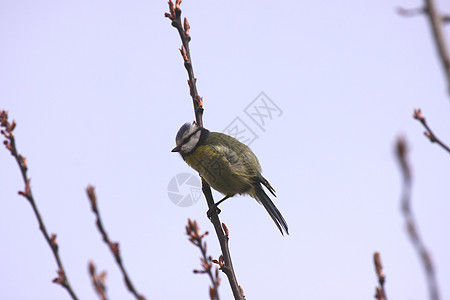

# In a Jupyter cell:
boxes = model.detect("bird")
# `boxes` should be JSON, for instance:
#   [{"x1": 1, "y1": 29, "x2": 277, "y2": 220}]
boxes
[{"x1": 171, "y1": 122, "x2": 288, "y2": 235}]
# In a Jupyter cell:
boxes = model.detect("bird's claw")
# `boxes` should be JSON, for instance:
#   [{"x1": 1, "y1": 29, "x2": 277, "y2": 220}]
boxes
[{"x1": 207, "y1": 205, "x2": 221, "y2": 219}]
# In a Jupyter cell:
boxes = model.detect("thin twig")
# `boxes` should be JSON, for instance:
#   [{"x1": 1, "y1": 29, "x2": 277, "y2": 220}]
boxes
[
  {"x1": 0, "y1": 110, "x2": 79, "y2": 300},
  {"x1": 395, "y1": 137, "x2": 440, "y2": 300},
  {"x1": 398, "y1": 1, "x2": 450, "y2": 96},
  {"x1": 165, "y1": 1, "x2": 244, "y2": 299},
  {"x1": 186, "y1": 219, "x2": 221, "y2": 300},
  {"x1": 424, "y1": 0, "x2": 450, "y2": 96},
  {"x1": 413, "y1": 109, "x2": 450, "y2": 154},
  {"x1": 397, "y1": 6, "x2": 426, "y2": 17},
  {"x1": 373, "y1": 252, "x2": 388, "y2": 300},
  {"x1": 86, "y1": 185, "x2": 146, "y2": 300},
  {"x1": 164, "y1": 0, "x2": 203, "y2": 124},
  {"x1": 88, "y1": 261, "x2": 108, "y2": 300}
]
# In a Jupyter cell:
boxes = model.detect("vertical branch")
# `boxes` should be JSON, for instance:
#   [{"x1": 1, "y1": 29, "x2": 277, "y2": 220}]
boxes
[
  {"x1": 164, "y1": 0, "x2": 203, "y2": 125},
  {"x1": 201, "y1": 180, "x2": 242, "y2": 299},
  {"x1": 0, "y1": 110, "x2": 79, "y2": 300},
  {"x1": 395, "y1": 137, "x2": 440, "y2": 300},
  {"x1": 86, "y1": 186, "x2": 146, "y2": 300},
  {"x1": 165, "y1": 1, "x2": 244, "y2": 299}
]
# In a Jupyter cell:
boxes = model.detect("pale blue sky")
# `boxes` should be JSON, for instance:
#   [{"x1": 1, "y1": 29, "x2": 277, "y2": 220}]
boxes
[{"x1": 1, "y1": 1, "x2": 450, "y2": 299}]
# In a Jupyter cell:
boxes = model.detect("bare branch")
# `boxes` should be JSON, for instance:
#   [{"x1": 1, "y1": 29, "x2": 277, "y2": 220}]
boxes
[
  {"x1": 413, "y1": 109, "x2": 450, "y2": 154},
  {"x1": 165, "y1": 2, "x2": 244, "y2": 299},
  {"x1": 186, "y1": 219, "x2": 221, "y2": 300},
  {"x1": 424, "y1": 0, "x2": 450, "y2": 96},
  {"x1": 398, "y1": 1, "x2": 450, "y2": 96},
  {"x1": 164, "y1": 0, "x2": 203, "y2": 125},
  {"x1": 0, "y1": 110, "x2": 79, "y2": 299},
  {"x1": 86, "y1": 185, "x2": 146, "y2": 300},
  {"x1": 395, "y1": 137, "x2": 440, "y2": 300}
]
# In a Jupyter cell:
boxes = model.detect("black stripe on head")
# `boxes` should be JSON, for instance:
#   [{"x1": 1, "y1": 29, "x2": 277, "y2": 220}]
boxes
[
  {"x1": 180, "y1": 127, "x2": 210, "y2": 157},
  {"x1": 175, "y1": 123, "x2": 210, "y2": 157}
]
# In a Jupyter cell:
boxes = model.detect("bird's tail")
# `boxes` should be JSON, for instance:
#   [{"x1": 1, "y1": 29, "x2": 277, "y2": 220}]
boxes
[{"x1": 254, "y1": 183, "x2": 289, "y2": 235}]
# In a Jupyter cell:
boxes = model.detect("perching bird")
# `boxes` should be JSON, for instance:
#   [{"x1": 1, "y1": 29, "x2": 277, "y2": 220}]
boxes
[{"x1": 171, "y1": 122, "x2": 288, "y2": 235}]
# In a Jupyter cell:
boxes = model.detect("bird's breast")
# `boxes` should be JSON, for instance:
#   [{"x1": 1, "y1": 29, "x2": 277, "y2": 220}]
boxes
[{"x1": 184, "y1": 144, "x2": 253, "y2": 196}]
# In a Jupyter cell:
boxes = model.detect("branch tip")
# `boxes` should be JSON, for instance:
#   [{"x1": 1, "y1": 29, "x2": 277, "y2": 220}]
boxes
[
  {"x1": 184, "y1": 17, "x2": 190, "y2": 36},
  {"x1": 175, "y1": 0, "x2": 182, "y2": 10},
  {"x1": 86, "y1": 185, "x2": 97, "y2": 209},
  {"x1": 397, "y1": 6, "x2": 425, "y2": 17},
  {"x1": 413, "y1": 108, "x2": 450, "y2": 153}
]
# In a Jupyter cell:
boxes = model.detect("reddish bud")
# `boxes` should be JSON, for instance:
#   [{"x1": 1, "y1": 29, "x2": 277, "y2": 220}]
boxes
[
  {"x1": 168, "y1": 0, "x2": 175, "y2": 19},
  {"x1": 179, "y1": 45, "x2": 188, "y2": 61},
  {"x1": 373, "y1": 252, "x2": 384, "y2": 281},
  {"x1": 195, "y1": 95, "x2": 203, "y2": 107},
  {"x1": 222, "y1": 223, "x2": 229, "y2": 237},
  {"x1": 86, "y1": 185, "x2": 97, "y2": 209},
  {"x1": 52, "y1": 269, "x2": 65, "y2": 285},
  {"x1": 88, "y1": 261, "x2": 96, "y2": 275},
  {"x1": 413, "y1": 108, "x2": 423, "y2": 120},
  {"x1": 209, "y1": 286, "x2": 216, "y2": 299},
  {"x1": 184, "y1": 17, "x2": 190, "y2": 36},
  {"x1": 8, "y1": 120, "x2": 16, "y2": 132},
  {"x1": 110, "y1": 241, "x2": 120, "y2": 256},
  {"x1": 239, "y1": 285, "x2": 245, "y2": 298},
  {"x1": 175, "y1": 0, "x2": 182, "y2": 10},
  {"x1": 99, "y1": 271, "x2": 107, "y2": 284},
  {"x1": 51, "y1": 233, "x2": 58, "y2": 247}
]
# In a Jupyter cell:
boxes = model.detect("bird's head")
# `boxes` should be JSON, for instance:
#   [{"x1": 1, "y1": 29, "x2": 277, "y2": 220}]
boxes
[{"x1": 171, "y1": 122, "x2": 203, "y2": 156}]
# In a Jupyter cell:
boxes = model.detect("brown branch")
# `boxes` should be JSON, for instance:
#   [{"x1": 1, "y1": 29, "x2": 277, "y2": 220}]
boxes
[
  {"x1": 88, "y1": 261, "x2": 108, "y2": 300},
  {"x1": 413, "y1": 109, "x2": 450, "y2": 154},
  {"x1": 186, "y1": 219, "x2": 221, "y2": 300},
  {"x1": 86, "y1": 186, "x2": 146, "y2": 300},
  {"x1": 424, "y1": 0, "x2": 450, "y2": 96},
  {"x1": 0, "y1": 110, "x2": 79, "y2": 299},
  {"x1": 373, "y1": 252, "x2": 388, "y2": 300},
  {"x1": 165, "y1": 1, "x2": 244, "y2": 299},
  {"x1": 395, "y1": 137, "x2": 440, "y2": 300},
  {"x1": 398, "y1": 1, "x2": 450, "y2": 96},
  {"x1": 164, "y1": 0, "x2": 203, "y2": 125}
]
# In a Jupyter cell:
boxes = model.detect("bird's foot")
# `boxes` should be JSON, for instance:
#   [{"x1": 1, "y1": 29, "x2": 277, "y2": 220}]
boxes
[{"x1": 207, "y1": 204, "x2": 221, "y2": 219}]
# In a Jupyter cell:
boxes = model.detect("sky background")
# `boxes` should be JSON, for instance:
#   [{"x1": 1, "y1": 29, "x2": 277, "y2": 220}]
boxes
[{"x1": 1, "y1": 0, "x2": 450, "y2": 299}]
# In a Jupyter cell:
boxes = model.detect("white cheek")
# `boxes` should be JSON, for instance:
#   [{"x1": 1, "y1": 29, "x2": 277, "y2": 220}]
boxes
[
  {"x1": 181, "y1": 139, "x2": 196, "y2": 153},
  {"x1": 181, "y1": 131, "x2": 201, "y2": 153}
]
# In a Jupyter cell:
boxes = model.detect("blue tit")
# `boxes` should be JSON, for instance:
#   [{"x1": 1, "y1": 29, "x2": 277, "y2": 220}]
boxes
[{"x1": 171, "y1": 122, "x2": 288, "y2": 235}]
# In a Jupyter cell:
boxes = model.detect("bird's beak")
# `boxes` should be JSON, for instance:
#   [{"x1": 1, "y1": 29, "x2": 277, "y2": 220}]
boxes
[{"x1": 171, "y1": 146, "x2": 181, "y2": 152}]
